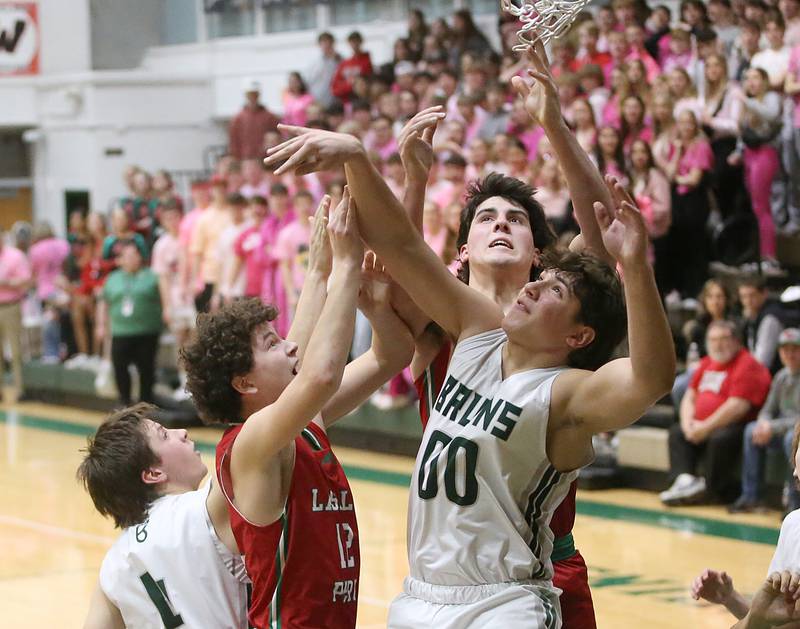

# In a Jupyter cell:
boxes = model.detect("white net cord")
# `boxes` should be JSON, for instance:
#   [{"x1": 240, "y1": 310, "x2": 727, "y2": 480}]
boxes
[{"x1": 501, "y1": 0, "x2": 594, "y2": 50}]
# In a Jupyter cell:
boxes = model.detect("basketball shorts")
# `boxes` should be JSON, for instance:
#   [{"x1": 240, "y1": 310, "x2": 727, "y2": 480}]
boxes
[
  {"x1": 387, "y1": 576, "x2": 562, "y2": 629},
  {"x1": 554, "y1": 550, "x2": 596, "y2": 629}
]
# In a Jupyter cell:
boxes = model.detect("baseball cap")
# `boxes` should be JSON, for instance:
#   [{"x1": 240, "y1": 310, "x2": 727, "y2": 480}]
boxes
[
  {"x1": 243, "y1": 78, "x2": 261, "y2": 93},
  {"x1": 210, "y1": 174, "x2": 227, "y2": 187},
  {"x1": 395, "y1": 61, "x2": 416, "y2": 77},
  {"x1": 779, "y1": 328, "x2": 800, "y2": 346}
]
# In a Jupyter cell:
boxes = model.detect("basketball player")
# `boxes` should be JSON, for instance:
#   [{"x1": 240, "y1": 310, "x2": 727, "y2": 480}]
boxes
[
  {"x1": 180, "y1": 188, "x2": 415, "y2": 628},
  {"x1": 263, "y1": 130, "x2": 675, "y2": 628},
  {"x1": 78, "y1": 403, "x2": 249, "y2": 628},
  {"x1": 394, "y1": 42, "x2": 616, "y2": 629}
]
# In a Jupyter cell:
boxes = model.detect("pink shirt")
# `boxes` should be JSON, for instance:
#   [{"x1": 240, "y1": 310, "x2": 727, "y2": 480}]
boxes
[
  {"x1": 151, "y1": 232, "x2": 185, "y2": 309},
  {"x1": 179, "y1": 207, "x2": 205, "y2": 249},
  {"x1": 790, "y1": 45, "x2": 800, "y2": 128},
  {"x1": 28, "y1": 237, "x2": 69, "y2": 300},
  {"x1": 0, "y1": 245, "x2": 32, "y2": 304},
  {"x1": 671, "y1": 138, "x2": 714, "y2": 195},
  {"x1": 282, "y1": 92, "x2": 314, "y2": 127},
  {"x1": 274, "y1": 220, "x2": 311, "y2": 294}
]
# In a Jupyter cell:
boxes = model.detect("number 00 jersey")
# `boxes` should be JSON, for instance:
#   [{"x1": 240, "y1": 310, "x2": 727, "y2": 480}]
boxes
[
  {"x1": 99, "y1": 481, "x2": 249, "y2": 629},
  {"x1": 409, "y1": 328, "x2": 578, "y2": 586}
]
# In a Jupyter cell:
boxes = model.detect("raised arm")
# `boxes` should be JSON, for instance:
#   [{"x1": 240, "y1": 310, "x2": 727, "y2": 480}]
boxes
[
  {"x1": 398, "y1": 107, "x2": 440, "y2": 232},
  {"x1": 263, "y1": 125, "x2": 502, "y2": 341},
  {"x1": 511, "y1": 41, "x2": 615, "y2": 267},
  {"x1": 232, "y1": 190, "x2": 362, "y2": 468},
  {"x1": 285, "y1": 195, "x2": 332, "y2": 361},
  {"x1": 321, "y1": 253, "x2": 415, "y2": 424},
  {"x1": 555, "y1": 177, "x2": 676, "y2": 435}
]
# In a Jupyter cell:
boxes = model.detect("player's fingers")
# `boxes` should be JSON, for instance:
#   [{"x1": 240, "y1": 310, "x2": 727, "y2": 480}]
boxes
[
  {"x1": 276, "y1": 122, "x2": 313, "y2": 137},
  {"x1": 510, "y1": 76, "x2": 531, "y2": 98},
  {"x1": 265, "y1": 133, "x2": 305, "y2": 156},
  {"x1": 263, "y1": 137, "x2": 306, "y2": 166},
  {"x1": 422, "y1": 122, "x2": 437, "y2": 145},
  {"x1": 273, "y1": 144, "x2": 313, "y2": 176},
  {"x1": 789, "y1": 572, "x2": 800, "y2": 594},
  {"x1": 405, "y1": 113, "x2": 446, "y2": 137},
  {"x1": 593, "y1": 201, "x2": 613, "y2": 229}
]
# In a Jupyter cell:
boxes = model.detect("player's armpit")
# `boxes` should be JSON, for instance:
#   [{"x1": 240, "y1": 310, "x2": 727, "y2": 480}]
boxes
[
  {"x1": 83, "y1": 581, "x2": 124, "y2": 629},
  {"x1": 551, "y1": 357, "x2": 668, "y2": 437}
]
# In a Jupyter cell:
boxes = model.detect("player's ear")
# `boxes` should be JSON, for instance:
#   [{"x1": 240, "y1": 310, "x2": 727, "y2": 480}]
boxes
[
  {"x1": 459, "y1": 243, "x2": 469, "y2": 264},
  {"x1": 566, "y1": 325, "x2": 595, "y2": 350},
  {"x1": 142, "y1": 467, "x2": 167, "y2": 486},
  {"x1": 231, "y1": 375, "x2": 258, "y2": 395}
]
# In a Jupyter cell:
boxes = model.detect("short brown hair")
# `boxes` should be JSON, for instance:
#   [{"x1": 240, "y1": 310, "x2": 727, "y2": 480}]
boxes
[
  {"x1": 180, "y1": 298, "x2": 277, "y2": 424},
  {"x1": 792, "y1": 422, "x2": 800, "y2": 467},
  {"x1": 540, "y1": 249, "x2": 627, "y2": 371},
  {"x1": 457, "y1": 173, "x2": 557, "y2": 283},
  {"x1": 77, "y1": 404, "x2": 160, "y2": 528}
]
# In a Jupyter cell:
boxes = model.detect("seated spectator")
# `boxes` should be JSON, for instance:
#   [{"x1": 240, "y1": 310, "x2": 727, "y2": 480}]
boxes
[
  {"x1": 577, "y1": 64, "x2": 609, "y2": 125},
  {"x1": 661, "y1": 320, "x2": 772, "y2": 506},
  {"x1": 729, "y1": 328, "x2": 800, "y2": 513},
  {"x1": 365, "y1": 114, "x2": 398, "y2": 161},
  {"x1": 672, "y1": 279, "x2": 734, "y2": 407},
  {"x1": 662, "y1": 28, "x2": 697, "y2": 74},
  {"x1": 97, "y1": 243, "x2": 162, "y2": 406},
  {"x1": 533, "y1": 156, "x2": 572, "y2": 236},
  {"x1": 739, "y1": 276, "x2": 784, "y2": 373},
  {"x1": 576, "y1": 21, "x2": 612, "y2": 70}
]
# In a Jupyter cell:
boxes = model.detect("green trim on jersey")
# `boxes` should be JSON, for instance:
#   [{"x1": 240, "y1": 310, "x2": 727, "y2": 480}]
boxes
[
  {"x1": 301, "y1": 428, "x2": 323, "y2": 451},
  {"x1": 269, "y1": 513, "x2": 289, "y2": 628}
]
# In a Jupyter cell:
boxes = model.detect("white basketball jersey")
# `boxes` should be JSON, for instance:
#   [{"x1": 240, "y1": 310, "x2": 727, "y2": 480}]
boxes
[
  {"x1": 99, "y1": 481, "x2": 249, "y2": 629},
  {"x1": 408, "y1": 328, "x2": 578, "y2": 586}
]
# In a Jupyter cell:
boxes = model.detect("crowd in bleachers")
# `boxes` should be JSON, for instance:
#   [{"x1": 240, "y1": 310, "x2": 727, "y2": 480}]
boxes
[{"x1": 1, "y1": 1, "x2": 800, "y2": 510}]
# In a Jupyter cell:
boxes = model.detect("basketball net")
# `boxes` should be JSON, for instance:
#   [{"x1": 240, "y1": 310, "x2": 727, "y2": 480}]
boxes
[{"x1": 501, "y1": 0, "x2": 593, "y2": 50}]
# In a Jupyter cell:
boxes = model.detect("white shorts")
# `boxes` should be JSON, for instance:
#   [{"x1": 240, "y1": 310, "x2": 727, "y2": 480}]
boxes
[{"x1": 387, "y1": 576, "x2": 562, "y2": 629}]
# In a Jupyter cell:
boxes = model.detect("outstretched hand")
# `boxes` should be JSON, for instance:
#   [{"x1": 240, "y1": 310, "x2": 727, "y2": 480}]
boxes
[
  {"x1": 358, "y1": 251, "x2": 392, "y2": 316},
  {"x1": 747, "y1": 571, "x2": 800, "y2": 627},
  {"x1": 327, "y1": 186, "x2": 364, "y2": 266},
  {"x1": 307, "y1": 195, "x2": 332, "y2": 277},
  {"x1": 510, "y1": 40, "x2": 563, "y2": 130},
  {"x1": 691, "y1": 568, "x2": 734, "y2": 605},
  {"x1": 398, "y1": 106, "x2": 444, "y2": 184},
  {"x1": 593, "y1": 176, "x2": 649, "y2": 268},
  {"x1": 263, "y1": 125, "x2": 365, "y2": 176}
]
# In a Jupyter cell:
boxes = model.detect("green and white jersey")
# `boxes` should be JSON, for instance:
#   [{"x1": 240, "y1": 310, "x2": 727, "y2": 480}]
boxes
[
  {"x1": 99, "y1": 481, "x2": 249, "y2": 628},
  {"x1": 408, "y1": 328, "x2": 577, "y2": 586}
]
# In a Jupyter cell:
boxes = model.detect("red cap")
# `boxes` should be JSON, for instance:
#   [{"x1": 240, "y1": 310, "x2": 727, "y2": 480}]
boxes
[{"x1": 210, "y1": 174, "x2": 228, "y2": 187}]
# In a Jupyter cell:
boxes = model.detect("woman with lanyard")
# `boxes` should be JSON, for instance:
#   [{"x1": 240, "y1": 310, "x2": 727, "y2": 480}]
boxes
[{"x1": 97, "y1": 242, "x2": 162, "y2": 406}]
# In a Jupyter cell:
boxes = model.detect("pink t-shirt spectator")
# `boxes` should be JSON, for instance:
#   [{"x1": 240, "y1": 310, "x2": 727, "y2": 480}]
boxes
[
  {"x1": 151, "y1": 232, "x2": 185, "y2": 309},
  {"x1": 623, "y1": 126, "x2": 654, "y2": 153},
  {"x1": 626, "y1": 49, "x2": 661, "y2": 82},
  {"x1": 240, "y1": 182, "x2": 271, "y2": 199},
  {"x1": 179, "y1": 207, "x2": 205, "y2": 250},
  {"x1": 671, "y1": 138, "x2": 714, "y2": 195},
  {"x1": 0, "y1": 244, "x2": 32, "y2": 304},
  {"x1": 28, "y1": 237, "x2": 69, "y2": 301},
  {"x1": 282, "y1": 92, "x2": 314, "y2": 127},
  {"x1": 789, "y1": 45, "x2": 800, "y2": 128},
  {"x1": 274, "y1": 219, "x2": 311, "y2": 295}
]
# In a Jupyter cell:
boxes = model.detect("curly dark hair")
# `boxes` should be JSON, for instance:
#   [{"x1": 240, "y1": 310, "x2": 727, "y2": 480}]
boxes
[
  {"x1": 456, "y1": 172, "x2": 557, "y2": 283},
  {"x1": 180, "y1": 298, "x2": 277, "y2": 424},
  {"x1": 77, "y1": 403, "x2": 160, "y2": 528},
  {"x1": 540, "y1": 249, "x2": 627, "y2": 371}
]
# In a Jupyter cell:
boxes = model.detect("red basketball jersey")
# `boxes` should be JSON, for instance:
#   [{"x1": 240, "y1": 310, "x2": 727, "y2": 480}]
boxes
[{"x1": 216, "y1": 421, "x2": 360, "y2": 629}]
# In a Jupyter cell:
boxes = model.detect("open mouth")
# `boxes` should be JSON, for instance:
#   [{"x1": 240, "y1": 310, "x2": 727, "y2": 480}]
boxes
[
  {"x1": 489, "y1": 239, "x2": 512, "y2": 249},
  {"x1": 515, "y1": 299, "x2": 529, "y2": 313}
]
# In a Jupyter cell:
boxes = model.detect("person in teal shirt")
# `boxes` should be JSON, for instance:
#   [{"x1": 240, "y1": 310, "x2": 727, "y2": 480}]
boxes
[{"x1": 99, "y1": 243, "x2": 162, "y2": 405}]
